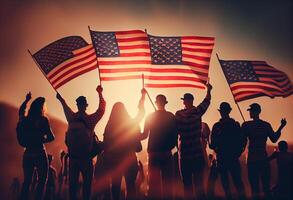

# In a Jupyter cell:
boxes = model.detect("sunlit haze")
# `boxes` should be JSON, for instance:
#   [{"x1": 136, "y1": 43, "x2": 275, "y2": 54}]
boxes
[{"x1": 0, "y1": 0, "x2": 292, "y2": 147}]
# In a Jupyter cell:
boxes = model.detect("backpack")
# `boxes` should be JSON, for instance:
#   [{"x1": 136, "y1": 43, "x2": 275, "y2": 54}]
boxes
[
  {"x1": 16, "y1": 118, "x2": 30, "y2": 147},
  {"x1": 65, "y1": 118, "x2": 94, "y2": 159}
]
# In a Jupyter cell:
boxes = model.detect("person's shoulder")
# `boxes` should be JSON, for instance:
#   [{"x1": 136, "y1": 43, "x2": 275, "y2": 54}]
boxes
[
  {"x1": 175, "y1": 108, "x2": 185, "y2": 115},
  {"x1": 229, "y1": 118, "x2": 240, "y2": 126},
  {"x1": 242, "y1": 120, "x2": 254, "y2": 127},
  {"x1": 212, "y1": 121, "x2": 221, "y2": 129},
  {"x1": 260, "y1": 120, "x2": 271, "y2": 127},
  {"x1": 166, "y1": 111, "x2": 175, "y2": 117}
]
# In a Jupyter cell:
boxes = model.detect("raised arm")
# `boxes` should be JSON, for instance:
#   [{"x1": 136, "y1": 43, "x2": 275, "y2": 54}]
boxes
[
  {"x1": 19, "y1": 92, "x2": 32, "y2": 120},
  {"x1": 197, "y1": 83, "x2": 212, "y2": 116},
  {"x1": 134, "y1": 88, "x2": 146, "y2": 123},
  {"x1": 268, "y1": 118, "x2": 286, "y2": 143},
  {"x1": 90, "y1": 85, "x2": 106, "y2": 124},
  {"x1": 56, "y1": 93, "x2": 74, "y2": 122}
]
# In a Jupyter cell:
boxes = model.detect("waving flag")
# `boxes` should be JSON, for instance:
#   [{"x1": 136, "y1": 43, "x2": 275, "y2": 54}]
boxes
[
  {"x1": 219, "y1": 59, "x2": 293, "y2": 102},
  {"x1": 90, "y1": 29, "x2": 215, "y2": 89},
  {"x1": 32, "y1": 36, "x2": 97, "y2": 89},
  {"x1": 90, "y1": 29, "x2": 151, "y2": 81},
  {"x1": 146, "y1": 35, "x2": 215, "y2": 88}
]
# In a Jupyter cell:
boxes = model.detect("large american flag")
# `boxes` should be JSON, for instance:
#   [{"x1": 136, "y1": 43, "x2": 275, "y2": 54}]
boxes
[
  {"x1": 90, "y1": 29, "x2": 214, "y2": 88},
  {"x1": 90, "y1": 30, "x2": 151, "y2": 81},
  {"x1": 147, "y1": 34, "x2": 214, "y2": 88},
  {"x1": 219, "y1": 59, "x2": 293, "y2": 102},
  {"x1": 32, "y1": 36, "x2": 97, "y2": 89}
]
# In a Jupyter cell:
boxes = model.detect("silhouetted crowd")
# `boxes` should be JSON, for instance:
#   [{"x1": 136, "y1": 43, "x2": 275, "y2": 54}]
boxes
[{"x1": 13, "y1": 84, "x2": 292, "y2": 200}]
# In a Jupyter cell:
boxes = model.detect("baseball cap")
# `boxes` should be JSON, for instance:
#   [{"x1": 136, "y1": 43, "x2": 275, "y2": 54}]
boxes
[
  {"x1": 181, "y1": 93, "x2": 194, "y2": 100},
  {"x1": 218, "y1": 102, "x2": 232, "y2": 112},
  {"x1": 247, "y1": 103, "x2": 261, "y2": 113}
]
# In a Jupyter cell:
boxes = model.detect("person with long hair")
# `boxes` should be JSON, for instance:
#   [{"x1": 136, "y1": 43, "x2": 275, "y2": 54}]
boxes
[
  {"x1": 103, "y1": 88, "x2": 146, "y2": 200},
  {"x1": 18, "y1": 92, "x2": 55, "y2": 200}
]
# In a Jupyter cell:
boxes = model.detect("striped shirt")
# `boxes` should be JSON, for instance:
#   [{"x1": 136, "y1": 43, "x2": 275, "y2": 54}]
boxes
[
  {"x1": 175, "y1": 95, "x2": 210, "y2": 159},
  {"x1": 242, "y1": 119, "x2": 281, "y2": 162}
]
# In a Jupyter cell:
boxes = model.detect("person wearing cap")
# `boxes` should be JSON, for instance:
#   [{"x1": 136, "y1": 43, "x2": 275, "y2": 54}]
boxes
[
  {"x1": 140, "y1": 94, "x2": 177, "y2": 200},
  {"x1": 242, "y1": 103, "x2": 287, "y2": 199},
  {"x1": 175, "y1": 83, "x2": 212, "y2": 199},
  {"x1": 210, "y1": 102, "x2": 245, "y2": 199},
  {"x1": 56, "y1": 85, "x2": 106, "y2": 200}
]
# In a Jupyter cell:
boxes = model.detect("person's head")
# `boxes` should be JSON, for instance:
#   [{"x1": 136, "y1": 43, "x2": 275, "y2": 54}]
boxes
[
  {"x1": 76, "y1": 96, "x2": 88, "y2": 112},
  {"x1": 28, "y1": 97, "x2": 46, "y2": 118},
  {"x1": 278, "y1": 140, "x2": 288, "y2": 152},
  {"x1": 155, "y1": 94, "x2": 168, "y2": 110},
  {"x1": 105, "y1": 102, "x2": 130, "y2": 138},
  {"x1": 181, "y1": 93, "x2": 194, "y2": 109},
  {"x1": 218, "y1": 102, "x2": 232, "y2": 118},
  {"x1": 247, "y1": 103, "x2": 261, "y2": 119},
  {"x1": 108, "y1": 102, "x2": 129, "y2": 123}
]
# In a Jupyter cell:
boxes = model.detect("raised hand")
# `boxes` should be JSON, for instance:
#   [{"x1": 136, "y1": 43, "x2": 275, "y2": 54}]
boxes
[
  {"x1": 281, "y1": 118, "x2": 287, "y2": 128},
  {"x1": 96, "y1": 85, "x2": 103, "y2": 93},
  {"x1": 25, "y1": 92, "x2": 32, "y2": 101},
  {"x1": 141, "y1": 88, "x2": 147, "y2": 96},
  {"x1": 206, "y1": 83, "x2": 213, "y2": 91}
]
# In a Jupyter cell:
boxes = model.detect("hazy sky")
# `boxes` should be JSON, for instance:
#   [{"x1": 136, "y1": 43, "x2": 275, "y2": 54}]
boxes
[{"x1": 0, "y1": 0, "x2": 292, "y2": 145}]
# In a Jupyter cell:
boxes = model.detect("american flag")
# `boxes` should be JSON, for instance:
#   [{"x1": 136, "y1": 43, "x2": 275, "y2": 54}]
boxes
[
  {"x1": 147, "y1": 35, "x2": 214, "y2": 88},
  {"x1": 90, "y1": 30, "x2": 151, "y2": 81},
  {"x1": 90, "y1": 29, "x2": 214, "y2": 88},
  {"x1": 32, "y1": 36, "x2": 97, "y2": 89},
  {"x1": 219, "y1": 59, "x2": 293, "y2": 102}
]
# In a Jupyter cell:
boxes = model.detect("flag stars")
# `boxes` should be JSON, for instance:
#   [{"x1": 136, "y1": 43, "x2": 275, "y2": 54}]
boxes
[
  {"x1": 91, "y1": 32, "x2": 120, "y2": 57},
  {"x1": 222, "y1": 61, "x2": 259, "y2": 84},
  {"x1": 149, "y1": 36, "x2": 182, "y2": 65}
]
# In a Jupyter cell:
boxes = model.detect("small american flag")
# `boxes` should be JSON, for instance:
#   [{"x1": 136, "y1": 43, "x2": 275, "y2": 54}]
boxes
[
  {"x1": 32, "y1": 36, "x2": 97, "y2": 89},
  {"x1": 146, "y1": 35, "x2": 214, "y2": 88},
  {"x1": 219, "y1": 59, "x2": 293, "y2": 102},
  {"x1": 90, "y1": 29, "x2": 214, "y2": 88}
]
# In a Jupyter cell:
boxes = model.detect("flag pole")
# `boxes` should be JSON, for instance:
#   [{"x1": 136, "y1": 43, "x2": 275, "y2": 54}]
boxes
[
  {"x1": 142, "y1": 73, "x2": 157, "y2": 111},
  {"x1": 27, "y1": 49, "x2": 58, "y2": 93},
  {"x1": 88, "y1": 25, "x2": 102, "y2": 86},
  {"x1": 216, "y1": 53, "x2": 246, "y2": 122}
]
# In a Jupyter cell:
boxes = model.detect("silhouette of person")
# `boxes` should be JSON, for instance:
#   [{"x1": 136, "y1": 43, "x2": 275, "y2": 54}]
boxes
[
  {"x1": 10, "y1": 177, "x2": 21, "y2": 200},
  {"x1": 57, "y1": 150, "x2": 69, "y2": 200},
  {"x1": 18, "y1": 92, "x2": 55, "y2": 200},
  {"x1": 56, "y1": 85, "x2": 106, "y2": 200},
  {"x1": 201, "y1": 122, "x2": 211, "y2": 167},
  {"x1": 175, "y1": 83, "x2": 212, "y2": 199},
  {"x1": 140, "y1": 94, "x2": 177, "y2": 200},
  {"x1": 201, "y1": 122, "x2": 211, "y2": 194},
  {"x1": 45, "y1": 154, "x2": 57, "y2": 200},
  {"x1": 136, "y1": 160, "x2": 146, "y2": 199},
  {"x1": 242, "y1": 103, "x2": 287, "y2": 199},
  {"x1": 210, "y1": 102, "x2": 245, "y2": 199},
  {"x1": 103, "y1": 89, "x2": 146, "y2": 200},
  {"x1": 206, "y1": 154, "x2": 218, "y2": 199},
  {"x1": 268, "y1": 140, "x2": 293, "y2": 200}
]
